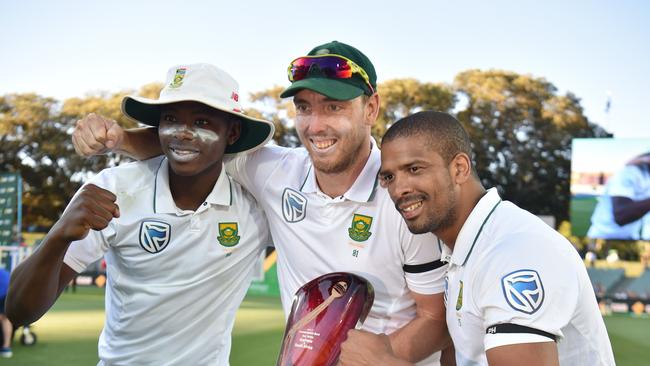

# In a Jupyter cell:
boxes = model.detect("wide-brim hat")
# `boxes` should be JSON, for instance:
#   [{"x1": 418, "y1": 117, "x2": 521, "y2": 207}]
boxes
[{"x1": 122, "y1": 63, "x2": 274, "y2": 155}]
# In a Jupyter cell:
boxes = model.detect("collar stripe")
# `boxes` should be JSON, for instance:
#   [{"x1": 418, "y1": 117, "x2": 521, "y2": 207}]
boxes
[
  {"x1": 367, "y1": 172, "x2": 380, "y2": 202},
  {"x1": 228, "y1": 176, "x2": 233, "y2": 206},
  {"x1": 153, "y1": 157, "x2": 166, "y2": 213},
  {"x1": 300, "y1": 164, "x2": 312, "y2": 191},
  {"x1": 462, "y1": 199, "x2": 502, "y2": 266}
]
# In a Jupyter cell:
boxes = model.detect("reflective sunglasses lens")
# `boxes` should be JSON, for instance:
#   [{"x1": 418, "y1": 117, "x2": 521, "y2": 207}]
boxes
[{"x1": 290, "y1": 56, "x2": 352, "y2": 81}]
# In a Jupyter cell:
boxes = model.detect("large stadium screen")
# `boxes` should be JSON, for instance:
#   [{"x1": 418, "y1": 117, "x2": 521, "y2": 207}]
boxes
[{"x1": 570, "y1": 138, "x2": 650, "y2": 239}]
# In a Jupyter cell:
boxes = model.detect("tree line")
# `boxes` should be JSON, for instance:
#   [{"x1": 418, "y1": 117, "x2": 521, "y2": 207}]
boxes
[{"x1": 0, "y1": 69, "x2": 610, "y2": 229}]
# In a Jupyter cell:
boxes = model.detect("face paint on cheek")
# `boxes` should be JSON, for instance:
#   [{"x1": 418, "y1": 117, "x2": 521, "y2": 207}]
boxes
[
  {"x1": 194, "y1": 129, "x2": 220, "y2": 144},
  {"x1": 159, "y1": 124, "x2": 200, "y2": 140}
]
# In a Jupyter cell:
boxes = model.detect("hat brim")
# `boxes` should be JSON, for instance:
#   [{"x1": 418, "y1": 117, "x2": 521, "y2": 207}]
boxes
[
  {"x1": 122, "y1": 96, "x2": 274, "y2": 155},
  {"x1": 279, "y1": 78, "x2": 364, "y2": 101}
]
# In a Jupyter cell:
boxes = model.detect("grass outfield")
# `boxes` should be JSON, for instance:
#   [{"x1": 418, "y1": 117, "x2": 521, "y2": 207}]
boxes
[
  {"x1": 5, "y1": 287, "x2": 285, "y2": 365},
  {"x1": 570, "y1": 196, "x2": 598, "y2": 237},
  {"x1": 4, "y1": 287, "x2": 649, "y2": 365}
]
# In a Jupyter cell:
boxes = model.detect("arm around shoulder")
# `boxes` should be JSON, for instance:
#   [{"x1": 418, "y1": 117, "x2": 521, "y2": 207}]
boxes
[{"x1": 72, "y1": 113, "x2": 161, "y2": 160}]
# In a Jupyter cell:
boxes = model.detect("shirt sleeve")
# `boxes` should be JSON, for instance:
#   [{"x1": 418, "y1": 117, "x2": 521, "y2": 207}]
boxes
[
  {"x1": 62, "y1": 170, "x2": 116, "y2": 273},
  {"x1": 607, "y1": 165, "x2": 643, "y2": 199},
  {"x1": 400, "y1": 220, "x2": 446, "y2": 294},
  {"x1": 63, "y1": 230, "x2": 110, "y2": 273},
  {"x1": 474, "y1": 234, "x2": 579, "y2": 351},
  {"x1": 225, "y1": 145, "x2": 290, "y2": 198},
  {"x1": 250, "y1": 192, "x2": 273, "y2": 250}
]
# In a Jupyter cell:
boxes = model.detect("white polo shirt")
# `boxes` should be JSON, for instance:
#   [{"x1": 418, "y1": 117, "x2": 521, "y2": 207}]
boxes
[
  {"x1": 64, "y1": 156, "x2": 270, "y2": 366},
  {"x1": 588, "y1": 164, "x2": 650, "y2": 240},
  {"x1": 443, "y1": 188, "x2": 615, "y2": 366},
  {"x1": 227, "y1": 141, "x2": 446, "y2": 365}
]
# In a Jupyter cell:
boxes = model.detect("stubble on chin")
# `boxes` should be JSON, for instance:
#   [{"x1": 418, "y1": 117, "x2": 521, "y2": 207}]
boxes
[
  {"x1": 405, "y1": 195, "x2": 458, "y2": 235},
  {"x1": 311, "y1": 155, "x2": 353, "y2": 174},
  {"x1": 308, "y1": 139, "x2": 366, "y2": 175}
]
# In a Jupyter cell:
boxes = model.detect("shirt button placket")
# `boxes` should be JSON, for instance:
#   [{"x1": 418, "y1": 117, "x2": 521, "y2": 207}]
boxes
[{"x1": 190, "y1": 215, "x2": 200, "y2": 232}]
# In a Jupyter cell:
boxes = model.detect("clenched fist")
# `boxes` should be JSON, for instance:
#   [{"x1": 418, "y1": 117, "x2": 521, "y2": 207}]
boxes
[
  {"x1": 72, "y1": 113, "x2": 125, "y2": 156},
  {"x1": 50, "y1": 184, "x2": 120, "y2": 243}
]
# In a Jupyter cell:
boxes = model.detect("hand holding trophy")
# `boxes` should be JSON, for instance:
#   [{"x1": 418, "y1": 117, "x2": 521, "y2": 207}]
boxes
[{"x1": 277, "y1": 272, "x2": 374, "y2": 366}]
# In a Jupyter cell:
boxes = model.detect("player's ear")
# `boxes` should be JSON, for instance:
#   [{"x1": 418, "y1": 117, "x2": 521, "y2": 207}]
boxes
[
  {"x1": 362, "y1": 93, "x2": 380, "y2": 128},
  {"x1": 227, "y1": 118, "x2": 241, "y2": 146},
  {"x1": 450, "y1": 153, "x2": 472, "y2": 184}
]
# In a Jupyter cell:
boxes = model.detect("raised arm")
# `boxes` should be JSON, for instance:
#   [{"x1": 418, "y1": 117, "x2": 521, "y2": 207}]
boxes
[
  {"x1": 72, "y1": 113, "x2": 161, "y2": 160},
  {"x1": 6, "y1": 184, "x2": 119, "y2": 326}
]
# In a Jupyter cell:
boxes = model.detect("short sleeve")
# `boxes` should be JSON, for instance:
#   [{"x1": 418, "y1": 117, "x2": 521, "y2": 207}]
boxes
[
  {"x1": 608, "y1": 165, "x2": 643, "y2": 199},
  {"x1": 401, "y1": 223, "x2": 446, "y2": 294},
  {"x1": 250, "y1": 193, "x2": 273, "y2": 250},
  {"x1": 225, "y1": 145, "x2": 290, "y2": 198},
  {"x1": 474, "y1": 236, "x2": 579, "y2": 350},
  {"x1": 63, "y1": 230, "x2": 110, "y2": 273}
]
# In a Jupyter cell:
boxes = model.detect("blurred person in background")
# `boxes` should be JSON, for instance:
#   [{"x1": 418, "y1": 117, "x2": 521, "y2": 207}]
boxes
[
  {"x1": 0, "y1": 267, "x2": 13, "y2": 358},
  {"x1": 588, "y1": 152, "x2": 650, "y2": 240}
]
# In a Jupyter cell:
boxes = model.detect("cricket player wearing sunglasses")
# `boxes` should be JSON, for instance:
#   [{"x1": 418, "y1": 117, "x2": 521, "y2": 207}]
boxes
[{"x1": 70, "y1": 41, "x2": 451, "y2": 365}]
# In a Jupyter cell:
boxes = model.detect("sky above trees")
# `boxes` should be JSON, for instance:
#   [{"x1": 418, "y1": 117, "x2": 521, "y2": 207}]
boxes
[{"x1": 1, "y1": 0, "x2": 648, "y2": 138}]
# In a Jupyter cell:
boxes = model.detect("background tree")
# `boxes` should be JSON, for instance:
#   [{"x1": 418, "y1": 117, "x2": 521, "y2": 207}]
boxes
[
  {"x1": 1, "y1": 93, "x2": 79, "y2": 228},
  {"x1": 375, "y1": 78, "x2": 456, "y2": 140},
  {"x1": 1, "y1": 73, "x2": 612, "y2": 230},
  {"x1": 454, "y1": 69, "x2": 610, "y2": 222},
  {"x1": 0, "y1": 83, "x2": 163, "y2": 228},
  {"x1": 248, "y1": 85, "x2": 300, "y2": 147}
]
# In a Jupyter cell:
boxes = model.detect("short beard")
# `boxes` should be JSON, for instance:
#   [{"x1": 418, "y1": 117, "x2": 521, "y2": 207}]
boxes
[
  {"x1": 412, "y1": 204, "x2": 457, "y2": 234},
  {"x1": 406, "y1": 183, "x2": 457, "y2": 234},
  {"x1": 312, "y1": 154, "x2": 355, "y2": 174},
  {"x1": 310, "y1": 136, "x2": 367, "y2": 175}
]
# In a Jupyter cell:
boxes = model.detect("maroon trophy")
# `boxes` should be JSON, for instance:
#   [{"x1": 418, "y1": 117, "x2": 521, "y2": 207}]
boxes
[{"x1": 277, "y1": 272, "x2": 374, "y2": 366}]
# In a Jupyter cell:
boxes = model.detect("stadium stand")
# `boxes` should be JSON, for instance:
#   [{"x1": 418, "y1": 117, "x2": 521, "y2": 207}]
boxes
[
  {"x1": 587, "y1": 268, "x2": 626, "y2": 296},
  {"x1": 625, "y1": 271, "x2": 650, "y2": 299}
]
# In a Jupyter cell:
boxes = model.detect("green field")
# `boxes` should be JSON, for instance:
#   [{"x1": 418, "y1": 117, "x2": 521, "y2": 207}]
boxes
[
  {"x1": 4, "y1": 287, "x2": 286, "y2": 365},
  {"x1": 3, "y1": 287, "x2": 649, "y2": 365},
  {"x1": 570, "y1": 196, "x2": 598, "y2": 237}
]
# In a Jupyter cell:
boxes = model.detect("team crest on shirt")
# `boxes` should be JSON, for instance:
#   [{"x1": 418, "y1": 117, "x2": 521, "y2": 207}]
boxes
[
  {"x1": 282, "y1": 188, "x2": 307, "y2": 223},
  {"x1": 169, "y1": 67, "x2": 187, "y2": 88},
  {"x1": 348, "y1": 214, "x2": 373, "y2": 242},
  {"x1": 501, "y1": 269, "x2": 545, "y2": 314},
  {"x1": 217, "y1": 222, "x2": 241, "y2": 247},
  {"x1": 139, "y1": 220, "x2": 171, "y2": 254}
]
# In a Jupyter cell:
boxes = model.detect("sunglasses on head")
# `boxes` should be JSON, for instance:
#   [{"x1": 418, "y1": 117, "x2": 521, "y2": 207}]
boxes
[{"x1": 287, "y1": 54, "x2": 375, "y2": 95}]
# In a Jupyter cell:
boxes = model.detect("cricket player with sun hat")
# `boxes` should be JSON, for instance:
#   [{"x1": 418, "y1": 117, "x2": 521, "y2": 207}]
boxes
[
  {"x1": 69, "y1": 41, "x2": 451, "y2": 365},
  {"x1": 6, "y1": 63, "x2": 274, "y2": 365}
]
